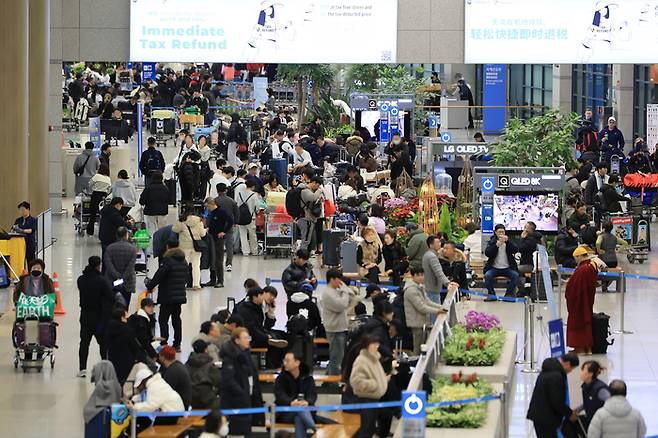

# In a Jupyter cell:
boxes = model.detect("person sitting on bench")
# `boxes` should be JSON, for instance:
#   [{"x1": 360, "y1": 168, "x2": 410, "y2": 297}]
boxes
[
  {"x1": 484, "y1": 224, "x2": 520, "y2": 301},
  {"x1": 274, "y1": 351, "x2": 318, "y2": 437}
]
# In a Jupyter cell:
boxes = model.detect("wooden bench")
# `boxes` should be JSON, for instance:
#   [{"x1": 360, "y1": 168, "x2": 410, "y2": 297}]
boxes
[
  {"x1": 272, "y1": 411, "x2": 360, "y2": 438},
  {"x1": 176, "y1": 416, "x2": 205, "y2": 428},
  {"x1": 258, "y1": 373, "x2": 342, "y2": 384},
  {"x1": 138, "y1": 424, "x2": 191, "y2": 438}
]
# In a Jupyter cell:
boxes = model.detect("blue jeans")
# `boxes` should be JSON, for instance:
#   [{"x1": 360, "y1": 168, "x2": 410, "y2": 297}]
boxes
[
  {"x1": 484, "y1": 267, "x2": 519, "y2": 296},
  {"x1": 427, "y1": 292, "x2": 442, "y2": 323},
  {"x1": 326, "y1": 331, "x2": 346, "y2": 375},
  {"x1": 294, "y1": 410, "x2": 316, "y2": 438}
]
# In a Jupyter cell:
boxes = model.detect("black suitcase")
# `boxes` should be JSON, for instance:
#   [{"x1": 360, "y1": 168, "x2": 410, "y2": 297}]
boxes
[
  {"x1": 150, "y1": 118, "x2": 175, "y2": 135},
  {"x1": 592, "y1": 312, "x2": 614, "y2": 354},
  {"x1": 322, "y1": 229, "x2": 347, "y2": 266}
]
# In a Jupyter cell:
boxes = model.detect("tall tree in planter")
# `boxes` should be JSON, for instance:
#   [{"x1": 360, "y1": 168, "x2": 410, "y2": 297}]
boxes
[
  {"x1": 492, "y1": 109, "x2": 579, "y2": 169},
  {"x1": 276, "y1": 64, "x2": 334, "y2": 122}
]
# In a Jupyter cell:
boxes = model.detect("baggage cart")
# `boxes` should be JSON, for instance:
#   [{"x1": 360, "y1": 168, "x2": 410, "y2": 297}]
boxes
[
  {"x1": 263, "y1": 213, "x2": 294, "y2": 259},
  {"x1": 12, "y1": 319, "x2": 57, "y2": 373},
  {"x1": 73, "y1": 193, "x2": 92, "y2": 236}
]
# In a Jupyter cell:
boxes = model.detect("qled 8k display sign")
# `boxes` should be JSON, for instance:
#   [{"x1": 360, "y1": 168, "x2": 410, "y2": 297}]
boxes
[
  {"x1": 131, "y1": 0, "x2": 398, "y2": 63},
  {"x1": 465, "y1": 0, "x2": 658, "y2": 63}
]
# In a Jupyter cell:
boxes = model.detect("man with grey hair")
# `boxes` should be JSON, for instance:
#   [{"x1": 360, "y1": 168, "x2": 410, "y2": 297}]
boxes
[{"x1": 587, "y1": 379, "x2": 646, "y2": 438}]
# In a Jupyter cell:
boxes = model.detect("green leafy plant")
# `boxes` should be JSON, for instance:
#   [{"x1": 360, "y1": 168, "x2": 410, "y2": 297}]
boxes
[
  {"x1": 492, "y1": 109, "x2": 579, "y2": 169},
  {"x1": 276, "y1": 64, "x2": 335, "y2": 121},
  {"x1": 443, "y1": 324, "x2": 506, "y2": 366},
  {"x1": 325, "y1": 124, "x2": 353, "y2": 140},
  {"x1": 427, "y1": 376, "x2": 493, "y2": 428}
]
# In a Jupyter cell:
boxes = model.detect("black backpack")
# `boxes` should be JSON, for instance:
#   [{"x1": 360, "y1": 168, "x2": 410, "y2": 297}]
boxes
[
  {"x1": 144, "y1": 152, "x2": 163, "y2": 174},
  {"x1": 227, "y1": 180, "x2": 244, "y2": 200},
  {"x1": 237, "y1": 193, "x2": 255, "y2": 225},
  {"x1": 285, "y1": 186, "x2": 305, "y2": 219}
]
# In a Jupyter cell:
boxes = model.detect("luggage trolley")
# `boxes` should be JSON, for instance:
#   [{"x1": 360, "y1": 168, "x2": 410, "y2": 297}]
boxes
[
  {"x1": 263, "y1": 213, "x2": 295, "y2": 259},
  {"x1": 73, "y1": 193, "x2": 93, "y2": 236},
  {"x1": 12, "y1": 318, "x2": 57, "y2": 372}
]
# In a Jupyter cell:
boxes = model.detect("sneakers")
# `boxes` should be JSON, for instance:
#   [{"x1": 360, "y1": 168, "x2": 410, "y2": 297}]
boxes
[
  {"x1": 226, "y1": 264, "x2": 232, "y2": 272},
  {"x1": 267, "y1": 338, "x2": 289, "y2": 348},
  {"x1": 201, "y1": 281, "x2": 216, "y2": 287},
  {"x1": 214, "y1": 283, "x2": 224, "y2": 288},
  {"x1": 77, "y1": 369, "x2": 86, "y2": 378}
]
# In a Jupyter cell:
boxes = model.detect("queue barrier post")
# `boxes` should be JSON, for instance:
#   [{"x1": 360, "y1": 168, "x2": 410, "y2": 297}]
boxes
[
  {"x1": 501, "y1": 381, "x2": 508, "y2": 434},
  {"x1": 516, "y1": 297, "x2": 530, "y2": 365},
  {"x1": 130, "y1": 408, "x2": 137, "y2": 438},
  {"x1": 521, "y1": 300, "x2": 539, "y2": 374},
  {"x1": 269, "y1": 402, "x2": 276, "y2": 438},
  {"x1": 557, "y1": 266, "x2": 563, "y2": 321},
  {"x1": 612, "y1": 271, "x2": 633, "y2": 335}
]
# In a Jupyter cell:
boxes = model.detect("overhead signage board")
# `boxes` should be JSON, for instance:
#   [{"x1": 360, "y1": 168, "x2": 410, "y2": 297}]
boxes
[
  {"x1": 437, "y1": 143, "x2": 490, "y2": 155},
  {"x1": 465, "y1": 0, "x2": 658, "y2": 63},
  {"x1": 131, "y1": 0, "x2": 398, "y2": 63}
]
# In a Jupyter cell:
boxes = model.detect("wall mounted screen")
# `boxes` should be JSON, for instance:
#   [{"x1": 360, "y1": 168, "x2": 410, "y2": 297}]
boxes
[
  {"x1": 465, "y1": 0, "x2": 658, "y2": 63},
  {"x1": 130, "y1": 0, "x2": 398, "y2": 63}
]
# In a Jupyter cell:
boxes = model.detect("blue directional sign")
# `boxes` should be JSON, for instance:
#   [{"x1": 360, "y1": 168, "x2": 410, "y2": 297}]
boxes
[
  {"x1": 402, "y1": 391, "x2": 426, "y2": 419},
  {"x1": 548, "y1": 319, "x2": 566, "y2": 358},
  {"x1": 380, "y1": 102, "x2": 390, "y2": 112},
  {"x1": 429, "y1": 115, "x2": 438, "y2": 129},
  {"x1": 380, "y1": 119, "x2": 390, "y2": 143},
  {"x1": 390, "y1": 106, "x2": 400, "y2": 117},
  {"x1": 440, "y1": 131, "x2": 452, "y2": 143}
]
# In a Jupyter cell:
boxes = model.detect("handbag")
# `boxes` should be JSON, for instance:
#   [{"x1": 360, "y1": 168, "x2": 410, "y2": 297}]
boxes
[{"x1": 186, "y1": 225, "x2": 207, "y2": 252}]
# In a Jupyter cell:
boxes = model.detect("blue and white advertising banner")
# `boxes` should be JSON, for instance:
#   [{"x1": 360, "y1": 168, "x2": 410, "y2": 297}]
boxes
[
  {"x1": 89, "y1": 117, "x2": 101, "y2": 152},
  {"x1": 141, "y1": 62, "x2": 156, "y2": 82},
  {"x1": 466, "y1": 0, "x2": 658, "y2": 63},
  {"x1": 548, "y1": 319, "x2": 566, "y2": 358},
  {"x1": 253, "y1": 77, "x2": 269, "y2": 110},
  {"x1": 131, "y1": 0, "x2": 398, "y2": 63},
  {"x1": 483, "y1": 64, "x2": 506, "y2": 134}
]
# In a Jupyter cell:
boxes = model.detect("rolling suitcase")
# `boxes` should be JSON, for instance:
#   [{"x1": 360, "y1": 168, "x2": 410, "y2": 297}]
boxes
[
  {"x1": 322, "y1": 229, "x2": 347, "y2": 267},
  {"x1": 592, "y1": 313, "x2": 614, "y2": 354},
  {"x1": 340, "y1": 240, "x2": 359, "y2": 273},
  {"x1": 38, "y1": 321, "x2": 57, "y2": 347}
]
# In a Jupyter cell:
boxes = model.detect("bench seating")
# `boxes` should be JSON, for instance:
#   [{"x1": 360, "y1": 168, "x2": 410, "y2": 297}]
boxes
[
  {"x1": 259, "y1": 373, "x2": 342, "y2": 384},
  {"x1": 272, "y1": 411, "x2": 360, "y2": 438},
  {"x1": 138, "y1": 424, "x2": 191, "y2": 438}
]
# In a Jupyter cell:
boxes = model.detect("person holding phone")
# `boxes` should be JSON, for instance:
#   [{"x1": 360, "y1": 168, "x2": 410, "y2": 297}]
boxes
[
  {"x1": 274, "y1": 351, "x2": 317, "y2": 438},
  {"x1": 483, "y1": 224, "x2": 520, "y2": 301}
]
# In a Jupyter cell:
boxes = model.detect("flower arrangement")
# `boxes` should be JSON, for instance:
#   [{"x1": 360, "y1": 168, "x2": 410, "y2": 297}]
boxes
[
  {"x1": 427, "y1": 375, "x2": 493, "y2": 428},
  {"x1": 464, "y1": 311, "x2": 501, "y2": 333},
  {"x1": 443, "y1": 324, "x2": 506, "y2": 366}
]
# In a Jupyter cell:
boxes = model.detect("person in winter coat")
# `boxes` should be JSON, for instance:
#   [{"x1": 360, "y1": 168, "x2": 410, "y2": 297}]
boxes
[
  {"x1": 106, "y1": 306, "x2": 139, "y2": 384},
  {"x1": 140, "y1": 137, "x2": 166, "y2": 186},
  {"x1": 219, "y1": 327, "x2": 265, "y2": 437},
  {"x1": 555, "y1": 226, "x2": 580, "y2": 268},
  {"x1": 191, "y1": 321, "x2": 222, "y2": 362},
  {"x1": 98, "y1": 197, "x2": 130, "y2": 257},
  {"x1": 146, "y1": 242, "x2": 188, "y2": 350},
  {"x1": 405, "y1": 224, "x2": 429, "y2": 271},
  {"x1": 127, "y1": 297, "x2": 158, "y2": 362},
  {"x1": 274, "y1": 351, "x2": 318, "y2": 437},
  {"x1": 73, "y1": 142, "x2": 101, "y2": 195},
  {"x1": 286, "y1": 285, "x2": 324, "y2": 336},
  {"x1": 404, "y1": 268, "x2": 449, "y2": 355},
  {"x1": 139, "y1": 171, "x2": 170, "y2": 237},
  {"x1": 159, "y1": 345, "x2": 193, "y2": 409},
  {"x1": 358, "y1": 226, "x2": 383, "y2": 284},
  {"x1": 234, "y1": 287, "x2": 283, "y2": 349},
  {"x1": 597, "y1": 221, "x2": 628, "y2": 292},
  {"x1": 227, "y1": 113, "x2": 247, "y2": 168},
  {"x1": 104, "y1": 227, "x2": 137, "y2": 307},
  {"x1": 584, "y1": 163, "x2": 609, "y2": 206},
  {"x1": 383, "y1": 230, "x2": 409, "y2": 286},
  {"x1": 526, "y1": 353, "x2": 580, "y2": 438},
  {"x1": 348, "y1": 335, "x2": 393, "y2": 438},
  {"x1": 587, "y1": 379, "x2": 646, "y2": 438},
  {"x1": 172, "y1": 207, "x2": 207, "y2": 290},
  {"x1": 126, "y1": 367, "x2": 184, "y2": 414},
  {"x1": 345, "y1": 132, "x2": 364, "y2": 159},
  {"x1": 363, "y1": 300, "x2": 395, "y2": 371},
  {"x1": 12, "y1": 258, "x2": 55, "y2": 304},
  {"x1": 281, "y1": 249, "x2": 317, "y2": 296},
  {"x1": 600, "y1": 174, "x2": 631, "y2": 214},
  {"x1": 517, "y1": 221, "x2": 543, "y2": 292},
  {"x1": 179, "y1": 150, "x2": 201, "y2": 202},
  {"x1": 199, "y1": 410, "x2": 230, "y2": 438},
  {"x1": 573, "y1": 360, "x2": 610, "y2": 430},
  {"x1": 483, "y1": 224, "x2": 520, "y2": 299},
  {"x1": 598, "y1": 116, "x2": 625, "y2": 150},
  {"x1": 187, "y1": 339, "x2": 222, "y2": 409},
  {"x1": 422, "y1": 236, "x2": 452, "y2": 305},
  {"x1": 86, "y1": 164, "x2": 113, "y2": 235},
  {"x1": 112, "y1": 170, "x2": 138, "y2": 215},
  {"x1": 438, "y1": 241, "x2": 469, "y2": 293},
  {"x1": 77, "y1": 256, "x2": 114, "y2": 377}
]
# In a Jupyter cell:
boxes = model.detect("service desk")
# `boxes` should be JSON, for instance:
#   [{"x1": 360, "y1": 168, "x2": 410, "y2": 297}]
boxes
[
  {"x1": 0, "y1": 236, "x2": 26, "y2": 279},
  {"x1": 440, "y1": 97, "x2": 470, "y2": 129}
]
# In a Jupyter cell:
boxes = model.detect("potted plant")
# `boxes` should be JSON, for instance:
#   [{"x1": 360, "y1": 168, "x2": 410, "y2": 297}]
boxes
[
  {"x1": 442, "y1": 324, "x2": 506, "y2": 366},
  {"x1": 427, "y1": 373, "x2": 494, "y2": 428}
]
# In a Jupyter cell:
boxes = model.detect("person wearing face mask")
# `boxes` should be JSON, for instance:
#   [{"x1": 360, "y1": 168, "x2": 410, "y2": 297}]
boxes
[
  {"x1": 384, "y1": 132, "x2": 404, "y2": 162},
  {"x1": 12, "y1": 258, "x2": 55, "y2": 305},
  {"x1": 199, "y1": 410, "x2": 230, "y2": 438}
]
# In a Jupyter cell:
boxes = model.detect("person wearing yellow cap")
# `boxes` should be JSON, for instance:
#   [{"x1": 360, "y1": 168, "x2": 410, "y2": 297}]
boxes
[{"x1": 565, "y1": 246, "x2": 598, "y2": 355}]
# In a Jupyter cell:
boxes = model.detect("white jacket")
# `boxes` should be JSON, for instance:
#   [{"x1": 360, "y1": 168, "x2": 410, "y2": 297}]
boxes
[
  {"x1": 587, "y1": 396, "x2": 646, "y2": 438},
  {"x1": 132, "y1": 373, "x2": 185, "y2": 412}
]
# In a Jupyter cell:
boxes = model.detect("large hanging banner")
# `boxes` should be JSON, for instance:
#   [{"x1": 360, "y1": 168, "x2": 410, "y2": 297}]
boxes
[
  {"x1": 466, "y1": 0, "x2": 658, "y2": 63},
  {"x1": 131, "y1": 0, "x2": 398, "y2": 63}
]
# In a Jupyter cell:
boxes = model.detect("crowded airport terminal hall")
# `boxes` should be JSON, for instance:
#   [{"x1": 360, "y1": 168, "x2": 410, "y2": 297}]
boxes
[{"x1": 4, "y1": 0, "x2": 658, "y2": 437}]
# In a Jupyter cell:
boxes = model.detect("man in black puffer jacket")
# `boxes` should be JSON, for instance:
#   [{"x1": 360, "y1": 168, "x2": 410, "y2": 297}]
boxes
[
  {"x1": 281, "y1": 249, "x2": 317, "y2": 296},
  {"x1": 555, "y1": 226, "x2": 580, "y2": 268},
  {"x1": 234, "y1": 287, "x2": 270, "y2": 348},
  {"x1": 127, "y1": 297, "x2": 158, "y2": 361},
  {"x1": 186, "y1": 339, "x2": 221, "y2": 409},
  {"x1": 146, "y1": 242, "x2": 188, "y2": 351},
  {"x1": 527, "y1": 353, "x2": 579, "y2": 438}
]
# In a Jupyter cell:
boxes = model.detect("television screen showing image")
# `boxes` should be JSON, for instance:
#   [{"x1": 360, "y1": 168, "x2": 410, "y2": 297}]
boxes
[{"x1": 492, "y1": 193, "x2": 559, "y2": 233}]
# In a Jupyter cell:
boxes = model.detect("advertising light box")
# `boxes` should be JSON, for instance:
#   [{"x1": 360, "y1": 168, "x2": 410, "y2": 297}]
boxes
[
  {"x1": 130, "y1": 0, "x2": 397, "y2": 63},
  {"x1": 465, "y1": 0, "x2": 658, "y2": 63}
]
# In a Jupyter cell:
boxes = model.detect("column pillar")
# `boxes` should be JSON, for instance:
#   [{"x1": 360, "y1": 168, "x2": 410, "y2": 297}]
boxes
[
  {"x1": 29, "y1": 0, "x2": 51, "y2": 214},
  {"x1": 613, "y1": 64, "x2": 634, "y2": 152},
  {"x1": 0, "y1": 0, "x2": 29, "y2": 227},
  {"x1": 552, "y1": 64, "x2": 572, "y2": 115}
]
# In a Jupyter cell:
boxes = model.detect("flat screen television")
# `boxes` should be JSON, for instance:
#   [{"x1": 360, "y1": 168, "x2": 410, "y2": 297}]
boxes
[{"x1": 492, "y1": 192, "x2": 560, "y2": 233}]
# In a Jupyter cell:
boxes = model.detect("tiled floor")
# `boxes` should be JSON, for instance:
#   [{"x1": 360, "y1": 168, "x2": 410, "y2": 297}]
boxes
[{"x1": 2, "y1": 140, "x2": 658, "y2": 436}]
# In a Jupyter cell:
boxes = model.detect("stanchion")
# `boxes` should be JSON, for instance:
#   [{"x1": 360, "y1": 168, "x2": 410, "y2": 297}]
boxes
[
  {"x1": 556, "y1": 266, "x2": 562, "y2": 320},
  {"x1": 521, "y1": 301, "x2": 539, "y2": 373},
  {"x1": 516, "y1": 297, "x2": 530, "y2": 365},
  {"x1": 269, "y1": 402, "x2": 276, "y2": 438},
  {"x1": 130, "y1": 409, "x2": 137, "y2": 438},
  {"x1": 500, "y1": 382, "x2": 508, "y2": 434},
  {"x1": 612, "y1": 271, "x2": 633, "y2": 335}
]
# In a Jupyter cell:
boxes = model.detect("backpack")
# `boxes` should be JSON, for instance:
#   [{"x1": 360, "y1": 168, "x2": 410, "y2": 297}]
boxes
[
  {"x1": 285, "y1": 186, "x2": 305, "y2": 219},
  {"x1": 227, "y1": 180, "x2": 244, "y2": 200},
  {"x1": 144, "y1": 152, "x2": 163, "y2": 174},
  {"x1": 188, "y1": 361, "x2": 219, "y2": 408},
  {"x1": 237, "y1": 193, "x2": 255, "y2": 225}
]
